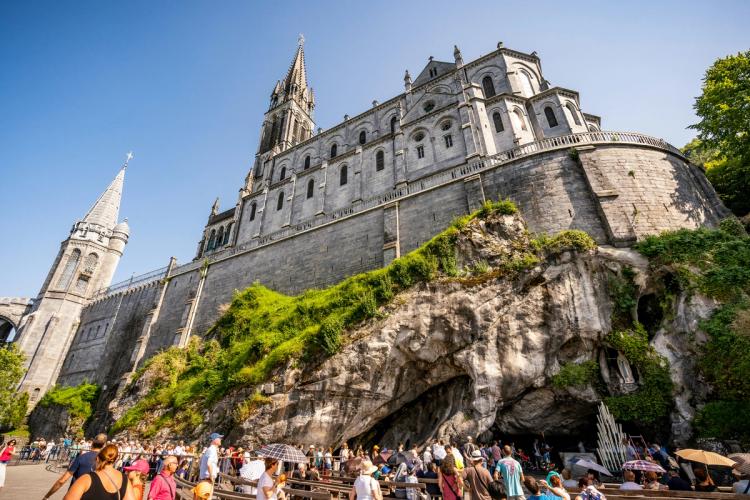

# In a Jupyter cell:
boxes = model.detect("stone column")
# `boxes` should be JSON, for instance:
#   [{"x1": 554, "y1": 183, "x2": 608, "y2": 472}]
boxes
[
  {"x1": 382, "y1": 202, "x2": 400, "y2": 265},
  {"x1": 353, "y1": 146, "x2": 363, "y2": 202},
  {"x1": 463, "y1": 174, "x2": 486, "y2": 212},
  {"x1": 284, "y1": 175, "x2": 297, "y2": 227},
  {"x1": 254, "y1": 187, "x2": 269, "y2": 237},
  {"x1": 316, "y1": 161, "x2": 328, "y2": 216}
]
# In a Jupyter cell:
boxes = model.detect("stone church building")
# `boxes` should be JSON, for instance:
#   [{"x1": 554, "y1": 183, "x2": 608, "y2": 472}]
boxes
[{"x1": 1, "y1": 39, "x2": 726, "y2": 410}]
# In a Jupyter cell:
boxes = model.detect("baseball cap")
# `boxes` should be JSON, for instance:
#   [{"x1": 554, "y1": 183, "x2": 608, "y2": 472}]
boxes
[
  {"x1": 209, "y1": 432, "x2": 224, "y2": 440},
  {"x1": 124, "y1": 459, "x2": 150, "y2": 474}
]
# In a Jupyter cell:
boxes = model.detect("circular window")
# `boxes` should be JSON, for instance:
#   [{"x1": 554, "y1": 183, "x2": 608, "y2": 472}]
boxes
[
  {"x1": 423, "y1": 101, "x2": 436, "y2": 113},
  {"x1": 441, "y1": 121, "x2": 452, "y2": 131},
  {"x1": 414, "y1": 132, "x2": 425, "y2": 142}
]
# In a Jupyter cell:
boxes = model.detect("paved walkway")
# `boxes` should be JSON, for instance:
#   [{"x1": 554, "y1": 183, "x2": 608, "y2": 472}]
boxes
[{"x1": 2, "y1": 463, "x2": 66, "y2": 500}]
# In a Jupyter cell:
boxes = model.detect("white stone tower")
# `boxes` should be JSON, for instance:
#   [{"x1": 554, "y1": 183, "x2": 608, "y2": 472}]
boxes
[
  {"x1": 250, "y1": 36, "x2": 315, "y2": 191},
  {"x1": 15, "y1": 161, "x2": 129, "y2": 407}
]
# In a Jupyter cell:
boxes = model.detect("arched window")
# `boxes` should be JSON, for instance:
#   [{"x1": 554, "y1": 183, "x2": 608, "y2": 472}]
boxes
[
  {"x1": 588, "y1": 124, "x2": 599, "y2": 132},
  {"x1": 482, "y1": 76, "x2": 496, "y2": 98},
  {"x1": 544, "y1": 106, "x2": 558, "y2": 128},
  {"x1": 249, "y1": 202, "x2": 257, "y2": 221},
  {"x1": 207, "y1": 230, "x2": 216, "y2": 251},
  {"x1": 340, "y1": 165, "x2": 348, "y2": 186},
  {"x1": 375, "y1": 150, "x2": 385, "y2": 171},
  {"x1": 224, "y1": 223, "x2": 233, "y2": 245},
  {"x1": 511, "y1": 108, "x2": 527, "y2": 131},
  {"x1": 518, "y1": 69, "x2": 534, "y2": 97},
  {"x1": 277, "y1": 191, "x2": 284, "y2": 211},
  {"x1": 566, "y1": 103, "x2": 582, "y2": 125},
  {"x1": 359, "y1": 130, "x2": 366, "y2": 145},
  {"x1": 279, "y1": 167, "x2": 286, "y2": 181},
  {"x1": 57, "y1": 248, "x2": 81, "y2": 289},
  {"x1": 307, "y1": 178, "x2": 315, "y2": 199},
  {"x1": 216, "y1": 226, "x2": 225, "y2": 247},
  {"x1": 492, "y1": 112, "x2": 504, "y2": 132},
  {"x1": 390, "y1": 116, "x2": 398, "y2": 134},
  {"x1": 304, "y1": 155, "x2": 311, "y2": 169},
  {"x1": 330, "y1": 143, "x2": 337, "y2": 158},
  {"x1": 83, "y1": 253, "x2": 98, "y2": 274}
]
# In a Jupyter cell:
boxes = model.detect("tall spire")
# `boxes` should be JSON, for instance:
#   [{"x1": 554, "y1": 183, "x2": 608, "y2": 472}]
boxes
[
  {"x1": 82, "y1": 161, "x2": 126, "y2": 229},
  {"x1": 282, "y1": 34, "x2": 308, "y2": 95}
]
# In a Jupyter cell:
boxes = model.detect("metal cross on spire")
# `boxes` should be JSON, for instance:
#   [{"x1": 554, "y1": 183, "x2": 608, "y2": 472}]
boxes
[
  {"x1": 124, "y1": 151, "x2": 134, "y2": 168},
  {"x1": 298, "y1": 33, "x2": 305, "y2": 47}
]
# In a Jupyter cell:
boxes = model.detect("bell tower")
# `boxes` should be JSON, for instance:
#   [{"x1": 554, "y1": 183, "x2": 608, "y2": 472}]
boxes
[
  {"x1": 250, "y1": 36, "x2": 315, "y2": 192},
  {"x1": 15, "y1": 156, "x2": 130, "y2": 407}
]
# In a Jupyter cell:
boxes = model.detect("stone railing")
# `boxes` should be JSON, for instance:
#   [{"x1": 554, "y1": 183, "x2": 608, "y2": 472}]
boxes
[
  {"x1": 91, "y1": 264, "x2": 170, "y2": 300},
  {"x1": 170, "y1": 131, "x2": 681, "y2": 275}
]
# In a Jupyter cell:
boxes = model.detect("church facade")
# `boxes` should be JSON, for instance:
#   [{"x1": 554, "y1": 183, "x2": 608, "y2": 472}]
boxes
[{"x1": 2, "y1": 40, "x2": 727, "y2": 412}]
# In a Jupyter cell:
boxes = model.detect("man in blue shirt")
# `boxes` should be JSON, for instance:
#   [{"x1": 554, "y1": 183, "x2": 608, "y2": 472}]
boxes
[
  {"x1": 43, "y1": 433, "x2": 107, "y2": 500},
  {"x1": 493, "y1": 445, "x2": 525, "y2": 500}
]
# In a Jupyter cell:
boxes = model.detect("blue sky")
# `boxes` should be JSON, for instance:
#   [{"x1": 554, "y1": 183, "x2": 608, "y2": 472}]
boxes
[{"x1": 1, "y1": 0, "x2": 748, "y2": 297}]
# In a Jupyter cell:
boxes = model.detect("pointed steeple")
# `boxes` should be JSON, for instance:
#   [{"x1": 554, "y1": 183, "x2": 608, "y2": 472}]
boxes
[
  {"x1": 282, "y1": 35, "x2": 309, "y2": 96},
  {"x1": 82, "y1": 166, "x2": 125, "y2": 229}
]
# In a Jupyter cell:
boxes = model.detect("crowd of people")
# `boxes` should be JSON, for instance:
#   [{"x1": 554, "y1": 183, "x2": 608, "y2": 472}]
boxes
[{"x1": 1, "y1": 432, "x2": 748, "y2": 500}]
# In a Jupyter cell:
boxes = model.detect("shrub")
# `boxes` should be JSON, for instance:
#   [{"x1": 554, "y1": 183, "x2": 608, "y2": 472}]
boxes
[
  {"x1": 39, "y1": 383, "x2": 100, "y2": 425},
  {"x1": 317, "y1": 316, "x2": 343, "y2": 356},
  {"x1": 720, "y1": 217, "x2": 748, "y2": 238},
  {"x1": 533, "y1": 230, "x2": 597, "y2": 253},
  {"x1": 552, "y1": 360, "x2": 599, "y2": 388}
]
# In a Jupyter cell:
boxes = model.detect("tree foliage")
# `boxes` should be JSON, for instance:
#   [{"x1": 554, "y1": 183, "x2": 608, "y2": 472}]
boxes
[
  {"x1": 0, "y1": 344, "x2": 28, "y2": 431},
  {"x1": 687, "y1": 50, "x2": 750, "y2": 216}
]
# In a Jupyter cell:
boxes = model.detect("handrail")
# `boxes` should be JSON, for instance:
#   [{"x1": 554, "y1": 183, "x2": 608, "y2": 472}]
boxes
[
  {"x1": 91, "y1": 264, "x2": 171, "y2": 300},
  {"x1": 171, "y1": 130, "x2": 682, "y2": 276}
]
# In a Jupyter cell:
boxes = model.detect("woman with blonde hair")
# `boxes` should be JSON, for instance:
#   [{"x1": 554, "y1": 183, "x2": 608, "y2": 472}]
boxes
[{"x1": 64, "y1": 444, "x2": 135, "y2": 500}]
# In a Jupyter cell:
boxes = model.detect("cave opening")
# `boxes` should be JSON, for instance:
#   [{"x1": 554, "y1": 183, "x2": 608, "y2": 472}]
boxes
[
  {"x1": 637, "y1": 293, "x2": 662, "y2": 338},
  {"x1": 349, "y1": 375, "x2": 473, "y2": 450}
]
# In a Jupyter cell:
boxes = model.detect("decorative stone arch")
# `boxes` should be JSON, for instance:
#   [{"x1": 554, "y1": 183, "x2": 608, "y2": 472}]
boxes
[
  {"x1": 588, "y1": 124, "x2": 600, "y2": 132},
  {"x1": 324, "y1": 134, "x2": 345, "y2": 158},
  {"x1": 512, "y1": 62, "x2": 539, "y2": 96},
  {"x1": 383, "y1": 110, "x2": 400, "y2": 133},
  {"x1": 0, "y1": 315, "x2": 18, "y2": 343},
  {"x1": 435, "y1": 114, "x2": 456, "y2": 132},
  {"x1": 510, "y1": 106, "x2": 529, "y2": 131},
  {"x1": 429, "y1": 83, "x2": 453, "y2": 94},
  {"x1": 297, "y1": 146, "x2": 317, "y2": 169},
  {"x1": 488, "y1": 106, "x2": 507, "y2": 133},
  {"x1": 563, "y1": 100, "x2": 582, "y2": 126},
  {"x1": 274, "y1": 160, "x2": 290, "y2": 182},
  {"x1": 471, "y1": 65, "x2": 506, "y2": 96}
]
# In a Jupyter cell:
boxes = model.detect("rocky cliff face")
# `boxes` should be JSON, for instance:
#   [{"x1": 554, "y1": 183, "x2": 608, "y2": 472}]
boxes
[{"x1": 108, "y1": 211, "x2": 715, "y2": 447}]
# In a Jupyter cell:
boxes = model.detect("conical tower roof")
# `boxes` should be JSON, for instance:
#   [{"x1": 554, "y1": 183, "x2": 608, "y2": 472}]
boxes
[
  {"x1": 282, "y1": 39, "x2": 308, "y2": 94},
  {"x1": 82, "y1": 167, "x2": 125, "y2": 228}
]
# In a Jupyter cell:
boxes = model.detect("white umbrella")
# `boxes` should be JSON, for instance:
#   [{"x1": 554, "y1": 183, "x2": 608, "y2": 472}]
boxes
[{"x1": 571, "y1": 457, "x2": 613, "y2": 476}]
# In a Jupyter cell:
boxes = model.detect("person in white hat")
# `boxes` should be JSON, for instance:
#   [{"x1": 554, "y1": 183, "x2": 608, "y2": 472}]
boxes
[
  {"x1": 350, "y1": 460, "x2": 382, "y2": 500},
  {"x1": 462, "y1": 450, "x2": 493, "y2": 500}
]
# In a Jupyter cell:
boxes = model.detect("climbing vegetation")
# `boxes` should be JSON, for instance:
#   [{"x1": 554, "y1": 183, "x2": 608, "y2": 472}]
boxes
[
  {"x1": 552, "y1": 360, "x2": 599, "y2": 388},
  {"x1": 636, "y1": 224, "x2": 750, "y2": 440},
  {"x1": 38, "y1": 383, "x2": 100, "y2": 438}
]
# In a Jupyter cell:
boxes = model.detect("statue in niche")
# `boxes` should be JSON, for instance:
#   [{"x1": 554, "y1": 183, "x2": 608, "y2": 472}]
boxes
[{"x1": 616, "y1": 352, "x2": 636, "y2": 384}]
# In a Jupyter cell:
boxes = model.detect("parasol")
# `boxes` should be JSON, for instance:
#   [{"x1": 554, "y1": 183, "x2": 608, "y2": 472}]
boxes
[
  {"x1": 675, "y1": 449, "x2": 736, "y2": 467},
  {"x1": 622, "y1": 460, "x2": 666, "y2": 473},
  {"x1": 571, "y1": 457, "x2": 613, "y2": 476},
  {"x1": 257, "y1": 443, "x2": 309, "y2": 463},
  {"x1": 729, "y1": 454, "x2": 750, "y2": 476}
]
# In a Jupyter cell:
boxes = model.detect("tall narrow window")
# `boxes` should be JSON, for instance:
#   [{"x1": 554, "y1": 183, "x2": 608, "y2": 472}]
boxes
[
  {"x1": 83, "y1": 253, "x2": 98, "y2": 274},
  {"x1": 359, "y1": 131, "x2": 366, "y2": 145},
  {"x1": 207, "y1": 230, "x2": 216, "y2": 251},
  {"x1": 304, "y1": 155, "x2": 311, "y2": 169},
  {"x1": 224, "y1": 223, "x2": 233, "y2": 245},
  {"x1": 416, "y1": 145, "x2": 425, "y2": 159},
  {"x1": 518, "y1": 70, "x2": 534, "y2": 97},
  {"x1": 444, "y1": 134, "x2": 453, "y2": 148},
  {"x1": 216, "y1": 226, "x2": 225, "y2": 248},
  {"x1": 512, "y1": 109, "x2": 528, "y2": 131},
  {"x1": 493, "y1": 112, "x2": 504, "y2": 132},
  {"x1": 277, "y1": 191, "x2": 284, "y2": 210},
  {"x1": 390, "y1": 116, "x2": 397, "y2": 134},
  {"x1": 375, "y1": 150, "x2": 385, "y2": 171},
  {"x1": 279, "y1": 167, "x2": 286, "y2": 181},
  {"x1": 249, "y1": 202, "x2": 257, "y2": 221},
  {"x1": 544, "y1": 106, "x2": 558, "y2": 128},
  {"x1": 482, "y1": 76, "x2": 496, "y2": 98},
  {"x1": 57, "y1": 249, "x2": 81, "y2": 289},
  {"x1": 340, "y1": 165, "x2": 348, "y2": 186},
  {"x1": 330, "y1": 143, "x2": 337, "y2": 158},
  {"x1": 307, "y1": 178, "x2": 315, "y2": 199},
  {"x1": 292, "y1": 119, "x2": 299, "y2": 143},
  {"x1": 566, "y1": 103, "x2": 582, "y2": 125}
]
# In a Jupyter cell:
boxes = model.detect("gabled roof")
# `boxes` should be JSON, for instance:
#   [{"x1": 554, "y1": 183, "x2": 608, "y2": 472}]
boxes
[
  {"x1": 82, "y1": 167, "x2": 125, "y2": 229},
  {"x1": 412, "y1": 59, "x2": 456, "y2": 87}
]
